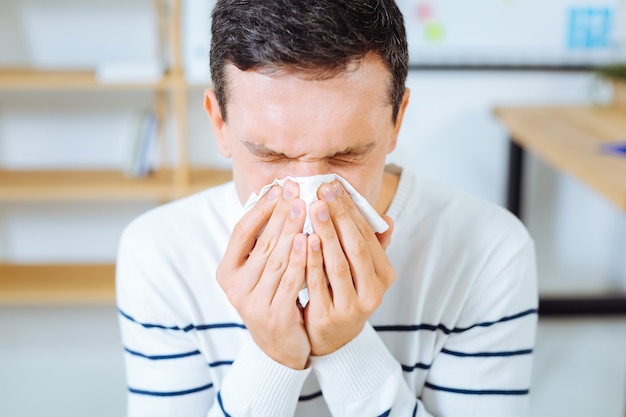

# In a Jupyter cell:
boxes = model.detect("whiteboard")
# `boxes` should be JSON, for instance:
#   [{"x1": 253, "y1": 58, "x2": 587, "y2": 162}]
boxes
[{"x1": 397, "y1": 0, "x2": 626, "y2": 66}]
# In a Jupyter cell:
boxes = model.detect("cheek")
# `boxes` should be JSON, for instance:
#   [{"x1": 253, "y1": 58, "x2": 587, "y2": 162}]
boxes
[
  {"x1": 232, "y1": 163, "x2": 283, "y2": 203},
  {"x1": 335, "y1": 167, "x2": 384, "y2": 204}
]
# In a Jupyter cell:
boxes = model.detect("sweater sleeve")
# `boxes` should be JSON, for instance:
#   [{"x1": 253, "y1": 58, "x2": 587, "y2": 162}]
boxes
[
  {"x1": 214, "y1": 339, "x2": 311, "y2": 417},
  {"x1": 310, "y1": 226, "x2": 537, "y2": 417},
  {"x1": 117, "y1": 221, "x2": 311, "y2": 417},
  {"x1": 311, "y1": 322, "x2": 429, "y2": 416}
]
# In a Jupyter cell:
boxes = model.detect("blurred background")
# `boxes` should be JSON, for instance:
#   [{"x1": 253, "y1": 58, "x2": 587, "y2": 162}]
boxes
[{"x1": 1, "y1": 0, "x2": 625, "y2": 415}]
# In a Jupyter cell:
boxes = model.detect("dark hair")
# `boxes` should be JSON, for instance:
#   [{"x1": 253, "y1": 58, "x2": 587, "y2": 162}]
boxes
[{"x1": 210, "y1": 0, "x2": 408, "y2": 122}]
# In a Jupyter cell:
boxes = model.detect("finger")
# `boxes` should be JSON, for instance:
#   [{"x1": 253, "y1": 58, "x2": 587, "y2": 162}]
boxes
[
  {"x1": 219, "y1": 184, "x2": 282, "y2": 288},
  {"x1": 326, "y1": 181, "x2": 394, "y2": 267},
  {"x1": 320, "y1": 181, "x2": 377, "y2": 245},
  {"x1": 254, "y1": 198, "x2": 307, "y2": 301},
  {"x1": 318, "y1": 182, "x2": 392, "y2": 297},
  {"x1": 305, "y1": 233, "x2": 332, "y2": 309},
  {"x1": 246, "y1": 181, "x2": 299, "y2": 274},
  {"x1": 308, "y1": 200, "x2": 356, "y2": 307},
  {"x1": 272, "y1": 233, "x2": 308, "y2": 308},
  {"x1": 376, "y1": 215, "x2": 395, "y2": 250}
]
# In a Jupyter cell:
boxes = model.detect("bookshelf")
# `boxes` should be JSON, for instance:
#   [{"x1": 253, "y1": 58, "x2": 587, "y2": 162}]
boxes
[
  {"x1": 0, "y1": 68, "x2": 176, "y2": 91},
  {"x1": 0, "y1": 0, "x2": 231, "y2": 304}
]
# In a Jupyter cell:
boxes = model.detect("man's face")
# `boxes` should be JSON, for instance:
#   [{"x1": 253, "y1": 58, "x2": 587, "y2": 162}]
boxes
[{"x1": 205, "y1": 53, "x2": 408, "y2": 210}]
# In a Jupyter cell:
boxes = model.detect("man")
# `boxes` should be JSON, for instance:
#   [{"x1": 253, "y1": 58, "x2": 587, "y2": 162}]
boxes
[{"x1": 116, "y1": 1, "x2": 537, "y2": 416}]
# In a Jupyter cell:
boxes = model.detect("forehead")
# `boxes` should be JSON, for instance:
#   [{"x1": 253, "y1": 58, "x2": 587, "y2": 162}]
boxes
[{"x1": 224, "y1": 54, "x2": 393, "y2": 153}]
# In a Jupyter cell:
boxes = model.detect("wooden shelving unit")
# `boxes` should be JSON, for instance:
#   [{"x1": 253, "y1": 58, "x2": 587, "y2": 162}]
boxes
[
  {"x1": 0, "y1": 168, "x2": 232, "y2": 202},
  {"x1": 0, "y1": 264, "x2": 116, "y2": 305},
  {"x1": 0, "y1": 0, "x2": 231, "y2": 304},
  {"x1": 0, "y1": 68, "x2": 177, "y2": 91}
]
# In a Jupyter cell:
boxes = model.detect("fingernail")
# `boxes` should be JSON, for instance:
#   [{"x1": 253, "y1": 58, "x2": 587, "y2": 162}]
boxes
[
  {"x1": 317, "y1": 206, "x2": 329, "y2": 222},
  {"x1": 333, "y1": 183, "x2": 344, "y2": 197},
  {"x1": 321, "y1": 184, "x2": 336, "y2": 201},
  {"x1": 294, "y1": 234, "x2": 304, "y2": 251},
  {"x1": 267, "y1": 186, "x2": 280, "y2": 201},
  {"x1": 312, "y1": 237, "x2": 321, "y2": 252},
  {"x1": 283, "y1": 182, "x2": 296, "y2": 200},
  {"x1": 290, "y1": 200, "x2": 301, "y2": 219}
]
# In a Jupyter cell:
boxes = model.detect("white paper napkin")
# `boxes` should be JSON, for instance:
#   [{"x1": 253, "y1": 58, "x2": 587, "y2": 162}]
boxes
[{"x1": 242, "y1": 174, "x2": 389, "y2": 235}]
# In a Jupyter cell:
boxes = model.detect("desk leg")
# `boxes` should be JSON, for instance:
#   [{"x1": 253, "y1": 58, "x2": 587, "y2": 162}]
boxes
[{"x1": 506, "y1": 139, "x2": 525, "y2": 219}]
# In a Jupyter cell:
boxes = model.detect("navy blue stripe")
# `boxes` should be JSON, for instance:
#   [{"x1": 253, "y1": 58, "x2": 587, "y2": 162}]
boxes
[
  {"x1": 401, "y1": 361, "x2": 431, "y2": 372},
  {"x1": 128, "y1": 382, "x2": 213, "y2": 397},
  {"x1": 442, "y1": 348, "x2": 533, "y2": 358},
  {"x1": 299, "y1": 391, "x2": 323, "y2": 401},
  {"x1": 217, "y1": 391, "x2": 232, "y2": 417},
  {"x1": 374, "y1": 323, "x2": 442, "y2": 332},
  {"x1": 377, "y1": 409, "x2": 391, "y2": 417},
  {"x1": 412, "y1": 401, "x2": 418, "y2": 417},
  {"x1": 195, "y1": 322, "x2": 247, "y2": 331},
  {"x1": 425, "y1": 382, "x2": 529, "y2": 396},
  {"x1": 451, "y1": 309, "x2": 537, "y2": 333},
  {"x1": 209, "y1": 360, "x2": 234, "y2": 368},
  {"x1": 124, "y1": 347, "x2": 201, "y2": 360},
  {"x1": 374, "y1": 308, "x2": 537, "y2": 334},
  {"x1": 119, "y1": 308, "x2": 246, "y2": 332}
]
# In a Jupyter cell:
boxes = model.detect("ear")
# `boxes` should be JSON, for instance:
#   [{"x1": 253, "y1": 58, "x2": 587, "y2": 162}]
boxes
[
  {"x1": 387, "y1": 88, "x2": 411, "y2": 154},
  {"x1": 204, "y1": 89, "x2": 231, "y2": 158}
]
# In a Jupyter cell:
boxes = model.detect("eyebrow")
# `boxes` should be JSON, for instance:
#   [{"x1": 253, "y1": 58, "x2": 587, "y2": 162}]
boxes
[{"x1": 241, "y1": 141, "x2": 376, "y2": 160}]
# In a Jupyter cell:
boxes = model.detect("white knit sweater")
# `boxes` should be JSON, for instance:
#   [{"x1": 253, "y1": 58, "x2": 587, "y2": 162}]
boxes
[{"x1": 116, "y1": 167, "x2": 538, "y2": 417}]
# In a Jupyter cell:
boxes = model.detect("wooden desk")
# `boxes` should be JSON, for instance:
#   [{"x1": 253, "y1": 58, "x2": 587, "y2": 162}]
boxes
[{"x1": 494, "y1": 106, "x2": 626, "y2": 315}]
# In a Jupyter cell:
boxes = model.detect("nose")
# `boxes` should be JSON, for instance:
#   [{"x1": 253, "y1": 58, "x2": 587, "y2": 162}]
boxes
[{"x1": 287, "y1": 159, "x2": 331, "y2": 178}]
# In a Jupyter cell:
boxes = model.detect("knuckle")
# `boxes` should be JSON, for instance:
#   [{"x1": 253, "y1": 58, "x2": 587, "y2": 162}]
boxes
[
  {"x1": 320, "y1": 225, "x2": 336, "y2": 241},
  {"x1": 279, "y1": 274, "x2": 300, "y2": 293},
  {"x1": 356, "y1": 217, "x2": 373, "y2": 235},
  {"x1": 313, "y1": 310, "x2": 333, "y2": 329},
  {"x1": 330, "y1": 260, "x2": 350, "y2": 277},
  {"x1": 385, "y1": 269, "x2": 397, "y2": 286},
  {"x1": 378, "y1": 263, "x2": 396, "y2": 288},
  {"x1": 266, "y1": 257, "x2": 283, "y2": 272},
  {"x1": 233, "y1": 217, "x2": 253, "y2": 240},
  {"x1": 225, "y1": 286, "x2": 244, "y2": 308},
  {"x1": 307, "y1": 274, "x2": 328, "y2": 290},
  {"x1": 339, "y1": 303, "x2": 359, "y2": 323},
  {"x1": 353, "y1": 239, "x2": 369, "y2": 258},
  {"x1": 333, "y1": 205, "x2": 350, "y2": 222},
  {"x1": 254, "y1": 236, "x2": 273, "y2": 256},
  {"x1": 216, "y1": 265, "x2": 227, "y2": 285},
  {"x1": 361, "y1": 292, "x2": 383, "y2": 312}
]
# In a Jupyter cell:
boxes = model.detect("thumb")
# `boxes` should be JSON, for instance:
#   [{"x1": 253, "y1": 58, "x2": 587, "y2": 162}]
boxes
[{"x1": 376, "y1": 215, "x2": 394, "y2": 250}]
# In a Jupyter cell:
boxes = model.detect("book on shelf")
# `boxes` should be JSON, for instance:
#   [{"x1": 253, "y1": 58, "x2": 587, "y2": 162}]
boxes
[{"x1": 124, "y1": 110, "x2": 159, "y2": 178}]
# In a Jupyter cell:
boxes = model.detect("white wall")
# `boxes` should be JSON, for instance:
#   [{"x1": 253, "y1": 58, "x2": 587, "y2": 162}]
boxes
[{"x1": 1, "y1": 1, "x2": 625, "y2": 297}]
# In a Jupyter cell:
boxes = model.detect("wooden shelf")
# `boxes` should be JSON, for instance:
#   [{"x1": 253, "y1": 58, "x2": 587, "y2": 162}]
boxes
[
  {"x1": 0, "y1": 169, "x2": 174, "y2": 201},
  {"x1": 0, "y1": 68, "x2": 179, "y2": 91},
  {"x1": 0, "y1": 0, "x2": 233, "y2": 304},
  {"x1": 0, "y1": 263, "x2": 115, "y2": 305},
  {"x1": 0, "y1": 168, "x2": 231, "y2": 201},
  {"x1": 188, "y1": 168, "x2": 233, "y2": 194}
]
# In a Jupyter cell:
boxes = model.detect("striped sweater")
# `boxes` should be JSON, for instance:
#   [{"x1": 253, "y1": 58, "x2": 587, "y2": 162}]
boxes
[{"x1": 116, "y1": 167, "x2": 538, "y2": 417}]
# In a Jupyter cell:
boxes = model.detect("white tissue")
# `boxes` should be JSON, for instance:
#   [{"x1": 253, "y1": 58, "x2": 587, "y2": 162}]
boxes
[{"x1": 242, "y1": 174, "x2": 389, "y2": 235}]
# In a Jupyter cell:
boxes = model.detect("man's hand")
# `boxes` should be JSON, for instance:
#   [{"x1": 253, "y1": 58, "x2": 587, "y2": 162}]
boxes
[
  {"x1": 304, "y1": 181, "x2": 395, "y2": 356},
  {"x1": 216, "y1": 182, "x2": 311, "y2": 370}
]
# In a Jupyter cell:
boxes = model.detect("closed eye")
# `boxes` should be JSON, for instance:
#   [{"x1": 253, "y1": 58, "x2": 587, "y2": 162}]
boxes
[{"x1": 241, "y1": 140, "x2": 376, "y2": 164}]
